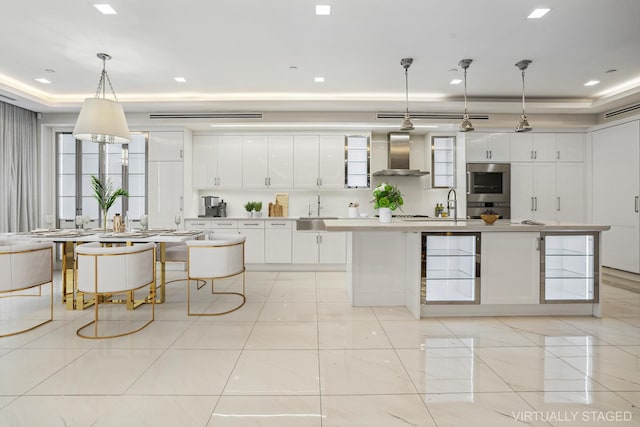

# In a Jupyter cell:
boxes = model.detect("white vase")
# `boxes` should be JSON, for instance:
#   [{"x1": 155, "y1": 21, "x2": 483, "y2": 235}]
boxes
[{"x1": 378, "y1": 207, "x2": 392, "y2": 223}]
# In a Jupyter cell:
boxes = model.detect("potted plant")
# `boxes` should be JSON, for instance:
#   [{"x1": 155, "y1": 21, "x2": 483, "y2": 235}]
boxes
[
  {"x1": 244, "y1": 201, "x2": 255, "y2": 217},
  {"x1": 253, "y1": 201, "x2": 263, "y2": 217},
  {"x1": 91, "y1": 175, "x2": 128, "y2": 231},
  {"x1": 372, "y1": 183, "x2": 403, "y2": 223}
]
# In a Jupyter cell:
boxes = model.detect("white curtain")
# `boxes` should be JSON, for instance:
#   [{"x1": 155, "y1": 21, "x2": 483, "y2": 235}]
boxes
[{"x1": 0, "y1": 101, "x2": 39, "y2": 232}]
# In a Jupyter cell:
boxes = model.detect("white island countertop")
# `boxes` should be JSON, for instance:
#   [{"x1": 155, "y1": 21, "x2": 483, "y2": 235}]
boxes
[{"x1": 323, "y1": 218, "x2": 610, "y2": 233}]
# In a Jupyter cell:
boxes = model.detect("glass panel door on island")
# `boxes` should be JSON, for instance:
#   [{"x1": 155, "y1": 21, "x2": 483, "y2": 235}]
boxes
[{"x1": 421, "y1": 233, "x2": 480, "y2": 304}]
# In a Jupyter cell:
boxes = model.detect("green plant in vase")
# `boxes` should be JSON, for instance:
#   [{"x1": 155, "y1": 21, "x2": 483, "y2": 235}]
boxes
[
  {"x1": 91, "y1": 175, "x2": 129, "y2": 231},
  {"x1": 254, "y1": 201, "x2": 263, "y2": 217}
]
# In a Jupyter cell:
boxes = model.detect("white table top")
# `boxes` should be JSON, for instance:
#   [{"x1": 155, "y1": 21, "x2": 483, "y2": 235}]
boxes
[{"x1": 20, "y1": 229, "x2": 204, "y2": 243}]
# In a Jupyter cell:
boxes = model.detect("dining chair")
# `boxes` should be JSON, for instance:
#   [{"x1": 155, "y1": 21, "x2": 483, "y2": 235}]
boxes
[
  {"x1": 0, "y1": 240, "x2": 54, "y2": 337},
  {"x1": 186, "y1": 234, "x2": 246, "y2": 316},
  {"x1": 75, "y1": 242, "x2": 156, "y2": 339}
]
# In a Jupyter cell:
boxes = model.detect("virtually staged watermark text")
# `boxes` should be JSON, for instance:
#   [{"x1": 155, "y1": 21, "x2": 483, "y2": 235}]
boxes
[{"x1": 512, "y1": 411, "x2": 633, "y2": 423}]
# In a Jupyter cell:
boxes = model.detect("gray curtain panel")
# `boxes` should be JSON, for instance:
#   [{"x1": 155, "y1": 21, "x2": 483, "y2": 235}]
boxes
[{"x1": 0, "y1": 101, "x2": 39, "y2": 232}]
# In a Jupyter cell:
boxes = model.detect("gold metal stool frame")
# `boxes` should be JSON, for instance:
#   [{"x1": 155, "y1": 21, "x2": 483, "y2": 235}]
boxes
[
  {"x1": 75, "y1": 244, "x2": 156, "y2": 339},
  {"x1": 186, "y1": 239, "x2": 246, "y2": 316}
]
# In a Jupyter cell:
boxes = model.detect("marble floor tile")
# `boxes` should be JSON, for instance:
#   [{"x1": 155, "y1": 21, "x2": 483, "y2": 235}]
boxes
[
  {"x1": 318, "y1": 320, "x2": 392, "y2": 349},
  {"x1": 316, "y1": 287, "x2": 350, "y2": 303},
  {"x1": 424, "y1": 392, "x2": 549, "y2": 427},
  {"x1": 28, "y1": 348, "x2": 163, "y2": 395},
  {"x1": 195, "y1": 302, "x2": 265, "y2": 323},
  {"x1": 316, "y1": 303, "x2": 377, "y2": 321},
  {"x1": 245, "y1": 321, "x2": 318, "y2": 349},
  {"x1": 319, "y1": 349, "x2": 416, "y2": 395},
  {"x1": 208, "y1": 395, "x2": 321, "y2": 427},
  {"x1": 0, "y1": 348, "x2": 88, "y2": 395},
  {"x1": 172, "y1": 322, "x2": 254, "y2": 349},
  {"x1": 380, "y1": 320, "x2": 466, "y2": 349},
  {"x1": 276, "y1": 272, "x2": 317, "y2": 281},
  {"x1": 372, "y1": 306, "x2": 416, "y2": 320},
  {"x1": 474, "y1": 347, "x2": 607, "y2": 392},
  {"x1": 224, "y1": 350, "x2": 320, "y2": 395},
  {"x1": 396, "y1": 348, "x2": 512, "y2": 393},
  {"x1": 267, "y1": 284, "x2": 317, "y2": 302},
  {"x1": 519, "y1": 391, "x2": 640, "y2": 426},
  {"x1": 0, "y1": 396, "x2": 15, "y2": 410},
  {"x1": 257, "y1": 302, "x2": 318, "y2": 322},
  {"x1": 560, "y1": 317, "x2": 640, "y2": 345},
  {"x1": 558, "y1": 346, "x2": 640, "y2": 391},
  {"x1": 127, "y1": 349, "x2": 240, "y2": 395},
  {"x1": 321, "y1": 394, "x2": 435, "y2": 427},
  {"x1": 93, "y1": 320, "x2": 192, "y2": 349}
]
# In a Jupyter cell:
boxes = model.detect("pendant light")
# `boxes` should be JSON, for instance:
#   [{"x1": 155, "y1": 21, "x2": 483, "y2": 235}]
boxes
[
  {"x1": 400, "y1": 57, "x2": 414, "y2": 131},
  {"x1": 73, "y1": 53, "x2": 131, "y2": 144},
  {"x1": 458, "y1": 58, "x2": 474, "y2": 132},
  {"x1": 515, "y1": 59, "x2": 533, "y2": 133}
]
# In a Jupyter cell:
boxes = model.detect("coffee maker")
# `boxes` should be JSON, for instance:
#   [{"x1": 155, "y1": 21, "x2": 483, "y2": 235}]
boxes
[{"x1": 199, "y1": 196, "x2": 227, "y2": 217}]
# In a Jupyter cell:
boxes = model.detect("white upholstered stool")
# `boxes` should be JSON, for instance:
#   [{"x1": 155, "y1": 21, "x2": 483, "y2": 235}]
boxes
[
  {"x1": 0, "y1": 240, "x2": 54, "y2": 337},
  {"x1": 75, "y1": 242, "x2": 156, "y2": 339},
  {"x1": 186, "y1": 234, "x2": 246, "y2": 316}
]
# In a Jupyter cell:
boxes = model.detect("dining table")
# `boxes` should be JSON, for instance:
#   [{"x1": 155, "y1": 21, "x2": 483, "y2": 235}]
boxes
[{"x1": 22, "y1": 228, "x2": 204, "y2": 310}]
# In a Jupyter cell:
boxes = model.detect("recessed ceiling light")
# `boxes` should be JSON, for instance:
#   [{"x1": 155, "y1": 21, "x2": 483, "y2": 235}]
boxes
[
  {"x1": 584, "y1": 80, "x2": 600, "y2": 86},
  {"x1": 93, "y1": 4, "x2": 117, "y2": 14},
  {"x1": 174, "y1": 77, "x2": 187, "y2": 83},
  {"x1": 527, "y1": 8, "x2": 550, "y2": 19},
  {"x1": 315, "y1": 5, "x2": 331, "y2": 15},
  {"x1": 450, "y1": 79, "x2": 462, "y2": 85},
  {"x1": 314, "y1": 77, "x2": 325, "y2": 83},
  {"x1": 35, "y1": 78, "x2": 51, "y2": 84}
]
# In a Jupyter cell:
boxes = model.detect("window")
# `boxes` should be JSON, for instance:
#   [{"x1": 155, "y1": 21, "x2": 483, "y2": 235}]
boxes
[
  {"x1": 431, "y1": 136, "x2": 456, "y2": 188},
  {"x1": 345, "y1": 135, "x2": 370, "y2": 188},
  {"x1": 56, "y1": 132, "x2": 147, "y2": 227}
]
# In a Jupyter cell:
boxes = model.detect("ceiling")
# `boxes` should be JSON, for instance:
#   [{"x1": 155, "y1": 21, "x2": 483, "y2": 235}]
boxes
[{"x1": 1, "y1": 0, "x2": 640, "y2": 121}]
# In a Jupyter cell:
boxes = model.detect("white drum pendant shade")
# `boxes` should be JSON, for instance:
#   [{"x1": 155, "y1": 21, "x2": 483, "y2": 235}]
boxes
[{"x1": 73, "y1": 97, "x2": 130, "y2": 144}]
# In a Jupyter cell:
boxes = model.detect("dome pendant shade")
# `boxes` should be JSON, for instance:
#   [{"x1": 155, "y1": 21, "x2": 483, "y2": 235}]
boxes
[
  {"x1": 400, "y1": 113, "x2": 414, "y2": 131},
  {"x1": 458, "y1": 58, "x2": 474, "y2": 132},
  {"x1": 73, "y1": 53, "x2": 130, "y2": 144},
  {"x1": 73, "y1": 98, "x2": 131, "y2": 143},
  {"x1": 515, "y1": 59, "x2": 533, "y2": 133}
]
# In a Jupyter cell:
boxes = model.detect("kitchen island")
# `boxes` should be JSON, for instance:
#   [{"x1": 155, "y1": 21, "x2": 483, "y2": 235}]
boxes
[{"x1": 323, "y1": 218, "x2": 610, "y2": 319}]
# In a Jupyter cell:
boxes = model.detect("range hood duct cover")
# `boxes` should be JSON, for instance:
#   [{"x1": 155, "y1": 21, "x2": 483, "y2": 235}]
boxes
[{"x1": 372, "y1": 132, "x2": 429, "y2": 177}]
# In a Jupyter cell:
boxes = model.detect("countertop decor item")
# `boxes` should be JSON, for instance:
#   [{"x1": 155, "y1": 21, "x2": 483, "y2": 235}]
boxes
[
  {"x1": 480, "y1": 214, "x2": 500, "y2": 225},
  {"x1": 91, "y1": 175, "x2": 128, "y2": 231},
  {"x1": 372, "y1": 182, "x2": 403, "y2": 223}
]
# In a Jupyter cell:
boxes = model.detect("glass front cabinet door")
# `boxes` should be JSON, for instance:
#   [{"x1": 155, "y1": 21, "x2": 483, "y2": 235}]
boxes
[
  {"x1": 421, "y1": 233, "x2": 480, "y2": 304},
  {"x1": 540, "y1": 232, "x2": 598, "y2": 303}
]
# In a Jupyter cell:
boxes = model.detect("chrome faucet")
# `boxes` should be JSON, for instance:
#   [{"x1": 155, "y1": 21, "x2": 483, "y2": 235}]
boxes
[
  {"x1": 447, "y1": 188, "x2": 457, "y2": 221},
  {"x1": 317, "y1": 194, "x2": 322, "y2": 217}
]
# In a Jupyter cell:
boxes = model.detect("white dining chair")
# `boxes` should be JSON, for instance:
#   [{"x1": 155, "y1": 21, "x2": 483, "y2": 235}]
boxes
[
  {"x1": 75, "y1": 242, "x2": 156, "y2": 339},
  {"x1": 186, "y1": 234, "x2": 246, "y2": 316},
  {"x1": 0, "y1": 240, "x2": 54, "y2": 337}
]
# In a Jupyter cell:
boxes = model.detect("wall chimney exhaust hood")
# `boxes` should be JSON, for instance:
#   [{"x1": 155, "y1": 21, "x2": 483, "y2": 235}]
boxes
[{"x1": 372, "y1": 132, "x2": 429, "y2": 177}]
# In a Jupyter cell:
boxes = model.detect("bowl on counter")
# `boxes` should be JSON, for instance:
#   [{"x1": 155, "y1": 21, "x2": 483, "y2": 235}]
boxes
[{"x1": 480, "y1": 214, "x2": 500, "y2": 225}]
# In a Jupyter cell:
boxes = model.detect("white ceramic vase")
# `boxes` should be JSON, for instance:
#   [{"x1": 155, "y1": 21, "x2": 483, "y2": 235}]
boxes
[{"x1": 378, "y1": 207, "x2": 392, "y2": 223}]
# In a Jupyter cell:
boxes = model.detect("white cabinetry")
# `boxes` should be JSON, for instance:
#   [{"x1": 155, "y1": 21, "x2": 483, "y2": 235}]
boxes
[
  {"x1": 511, "y1": 133, "x2": 585, "y2": 162},
  {"x1": 148, "y1": 132, "x2": 183, "y2": 228},
  {"x1": 292, "y1": 231, "x2": 346, "y2": 264},
  {"x1": 481, "y1": 232, "x2": 540, "y2": 304},
  {"x1": 511, "y1": 162, "x2": 584, "y2": 222},
  {"x1": 243, "y1": 135, "x2": 293, "y2": 189},
  {"x1": 238, "y1": 220, "x2": 265, "y2": 264},
  {"x1": 192, "y1": 135, "x2": 243, "y2": 189},
  {"x1": 264, "y1": 220, "x2": 292, "y2": 263},
  {"x1": 466, "y1": 133, "x2": 510, "y2": 162},
  {"x1": 592, "y1": 120, "x2": 640, "y2": 273},
  {"x1": 293, "y1": 135, "x2": 345, "y2": 189},
  {"x1": 556, "y1": 134, "x2": 585, "y2": 162}
]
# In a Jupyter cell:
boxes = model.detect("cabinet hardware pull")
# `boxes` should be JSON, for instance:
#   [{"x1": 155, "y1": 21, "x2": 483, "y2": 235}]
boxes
[
  {"x1": 485, "y1": 150, "x2": 489, "y2": 159},
  {"x1": 531, "y1": 150, "x2": 534, "y2": 160},
  {"x1": 179, "y1": 149, "x2": 183, "y2": 159},
  {"x1": 636, "y1": 196, "x2": 639, "y2": 213},
  {"x1": 217, "y1": 223, "x2": 233, "y2": 226},
  {"x1": 489, "y1": 150, "x2": 492, "y2": 159},
  {"x1": 531, "y1": 197, "x2": 534, "y2": 211},
  {"x1": 557, "y1": 197, "x2": 560, "y2": 212},
  {"x1": 271, "y1": 223, "x2": 286, "y2": 226},
  {"x1": 557, "y1": 150, "x2": 560, "y2": 160},
  {"x1": 319, "y1": 177, "x2": 322, "y2": 186},
  {"x1": 318, "y1": 234, "x2": 322, "y2": 244},
  {"x1": 466, "y1": 171, "x2": 471, "y2": 195},
  {"x1": 243, "y1": 223, "x2": 259, "y2": 226},
  {"x1": 534, "y1": 197, "x2": 537, "y2": 211},
  {"x1": 316, "y1": 235, "x2": 320, "y2": 244},
  {"x1": 264, "y1": 177, "x2": 268, "y2": 186}
]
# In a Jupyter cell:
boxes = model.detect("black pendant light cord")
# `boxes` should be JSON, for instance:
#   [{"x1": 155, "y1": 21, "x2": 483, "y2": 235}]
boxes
[
  {"x1": 463, "y1": 67, "x2": 469, "y2": 115},
  {"x1": 404, "y1": 67, "x2": 410, "y2": 116},
  {"x1": 521, "y1": 68, "x2": 526, "y2": 116}
]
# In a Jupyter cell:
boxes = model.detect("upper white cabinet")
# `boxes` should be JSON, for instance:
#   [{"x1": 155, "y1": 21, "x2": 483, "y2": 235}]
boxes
[
  {"x1": 466, "y1": 133, "x2": 510, "y2": 162},
  {"x1": 192, "y1": 135, "x2": 243, "y2": 189},
  {"x1": 511, "y1": 133, "x2": 584, "y2": 162},
  {"x1": 293, "y1": 135, "x2": 345, "y2": 189},
  {"x1": 243, "y1": 135, "x2": 293, "y2": 189},
  {"x1": 592, "y1": 120, "x2": 640, "y2": 273},
  {"x1": 148, "y1": 131, "x2": 184, "y2": 161}
]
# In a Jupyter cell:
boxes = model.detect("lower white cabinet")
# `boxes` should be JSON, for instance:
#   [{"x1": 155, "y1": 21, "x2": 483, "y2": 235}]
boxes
[
  {"x1": 481, "y1": 232, "x2": 540, "y2": 304},
  {"x1": 265, "y1": 220, "x2": 292, "y2": 263},
  {"x1": 238, "y1": 220, "x2": 265, "y2": 264},
  {"x1": 292, "y1": 231, "x2": 346, "y2": 264}
]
